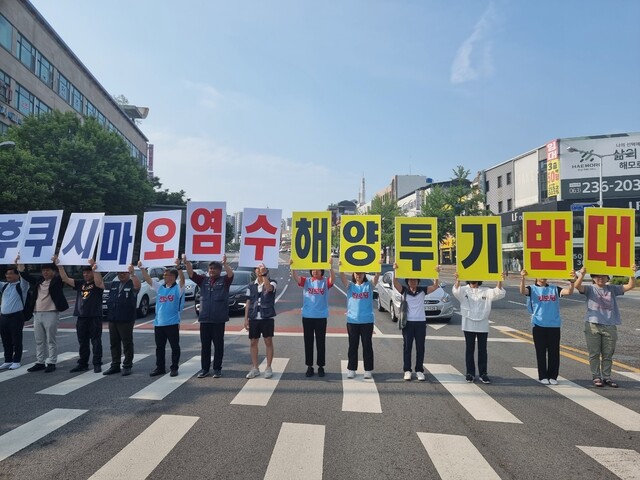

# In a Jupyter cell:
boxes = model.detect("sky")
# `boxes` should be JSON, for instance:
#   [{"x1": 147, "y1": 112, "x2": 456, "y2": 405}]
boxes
[{"x1": 31, "y1": 0, "x2": 640, "y2": 218}]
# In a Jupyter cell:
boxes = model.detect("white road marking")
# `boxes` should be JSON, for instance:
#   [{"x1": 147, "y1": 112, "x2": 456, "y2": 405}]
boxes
[
  {"x1": 515, "y1": 367, "x2": 640, "y2": 431},
  {"x1": 230, "y1": 357, "x2": 289, "y2": 407},
  {"x1": 0, "y1": 408, "x2": 87, "y2": 462},
  {"x1": 88, "y1": 414, "x2": 198, "y2": 480},
  {"x1": 275, "y1": 283, "x2": 289, "y2": 303},
  {"x1": 37, "y1": 355, "x2": 149, "y2": 396},
  {"x1": 0, "y1": 352, "x2": 77, "y2": 384},
  {"x1": 373, "y1": 324, "x2": 382, "y2": 335},
  {"x1": 340, "y1": 360, "x2": 382, "y2": 414},
  {"x1": 508, "y1": 300, "x2": 527, "y2": 306},
  {"x1": 264, "y1": 422, "x2": 325, "y2": 480},
  {"x1": 428, "y1": 323, "x2": 447, "y2": 330},
  {"x1": 133, "y1": 319, "x2": 154, "y2": 328},
  {"x1": 491, "y1": 325, "x2": 519, "y2": 333},
  {"x1": 129, "y1": 356, "x2": 201, "y2": 401},
  {"x1": 418, "y1": 432, "x2": 501, "y2": 480},
  {"x1": 615, "y1": 371, "x2": 640, "y2": 383},
  {"x1": 425, "y1": 363, "x2": 521, "y2": 423},
  {"x1": 577, "y1": 446, "x2": 640, "y2": 480}
]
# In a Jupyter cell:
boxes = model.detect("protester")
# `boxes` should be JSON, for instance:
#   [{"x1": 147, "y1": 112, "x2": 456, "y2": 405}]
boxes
[
  {"x1": 186, "y1": 255, "x2": 233, "y2": 379},
  {"x1": 244, "y1": 263, "x2": 277, "y2": 379},
  {"x1": 519, "y1": 269, "x2": 575, "y2": 385},
  {"x1": 573, "y1": 265, "x2": 636, "y2": 388},
  {"x1": 0, "y1": 264, "x2": 30, "y2": 370},
  {"x1": 290, "y1": 259, "x2": 335, "y2": 377},
  {"x1": 452, "y1": 272, "x2": 506, "y2": 383},
  {"x1": 393, "y1": 264, "x2": 440, "y2": 381},
  {"x1": 58, "y1": 258, "x2": 104, "y2": 373}
]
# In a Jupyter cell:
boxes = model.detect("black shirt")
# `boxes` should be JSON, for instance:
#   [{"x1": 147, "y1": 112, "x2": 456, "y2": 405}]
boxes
[{"x1": 73, "y1": 279, "x2": 104, "y2": 318}]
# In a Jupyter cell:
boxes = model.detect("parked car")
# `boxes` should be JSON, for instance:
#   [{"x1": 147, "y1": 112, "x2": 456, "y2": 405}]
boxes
[
  {"x1": 101, "y1": 267, "x2": 164, "y2": 319},
  {"x1": 366, "y1": 263, "x2": 394, "y2": 299},
  {"x1": 194, "y1": 270, "x2": 254, "y2": 316},
  {"x1": 375, "y1": 271, "x2": 454, "y2": 322}
]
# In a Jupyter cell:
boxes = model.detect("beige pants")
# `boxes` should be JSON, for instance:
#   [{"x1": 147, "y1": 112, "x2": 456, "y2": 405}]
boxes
[
  {"x1": 33, "y1": 311, "x2": 60, "y2": 364},
  {"x1": 583, "y1": 321, "x2": 617, "y2": 379}
]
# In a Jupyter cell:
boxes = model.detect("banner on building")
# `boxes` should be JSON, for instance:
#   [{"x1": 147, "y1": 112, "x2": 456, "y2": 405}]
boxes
[
  {"x1": 339, "y1": 215, "x2": 381, "y2": 272},
  {"x1": 239, "y1": 208, "x2": 282, "y2": 268},
  {"x1": 455, "y1": 216, "x2": 502, "y2": 281},
  {"x1": 291, "y1": 211, "x2": 331, "y2": 270},
  {"x1": 57, "y1": 213, "x2": 104, "y2": 266},
  {"x1": 584, "y1": 207, "x2": 635, "y2": 276},
  {"x1": 546, "y1": 140, "x2": 560, "y2": 198},
  {"x1": 186, "y1": 201, "x2": 226, "y2": 261},
  {"x1": 96, "y1": 215, "x2": 137, "y2": 272},
  {"x1": 0, "y1": 213, "x2": 26, "y2": 265},
  {"x1": 523, "y1": 212, "x2": 573, "y2": 278},
  {"x1": 18, "y1": 210, "x2": 64, "y2": 264},
  {"x1": 394, "y1": 217, "x2": 438, "y2": 279}
]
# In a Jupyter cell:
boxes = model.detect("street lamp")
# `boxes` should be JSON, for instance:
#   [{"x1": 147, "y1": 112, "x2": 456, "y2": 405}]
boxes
[
  {"x1": 566, "y1": 146, "x2": 616, "y2": 208},
  {"x1": 0, "y1": 141, "x2": 16, "y2": 148}
]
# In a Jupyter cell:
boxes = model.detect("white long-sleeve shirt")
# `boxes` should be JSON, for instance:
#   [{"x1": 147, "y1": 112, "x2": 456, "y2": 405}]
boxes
[{"x1": 452, "y1": 284, "x2": 506, "y2": 332}]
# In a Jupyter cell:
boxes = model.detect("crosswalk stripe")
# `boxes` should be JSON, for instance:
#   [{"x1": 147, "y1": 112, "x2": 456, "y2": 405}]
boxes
[
  {"x1": 514, "y1": 367, "x2": 640, "y2": 431},
  {"x1": 0, "y1": 352, "x2": 77, "y2": 384},
  {"x1": 428, "y1": 323, "x2": 447, "y2": 330},
  {"x1": 36, "y1": 355, "x2": 150, "y2": 396},
  {"x1": 129, "y1": 356, "x2": 201, "y2": 401},
  {"x1": 616, "y1": 371, "x2": 640, "y2": 383},
  {"x1": 230, "y1": 357, "x2": 289, "y2": 407},
  {"x1": 417, "y1": 432, "x2": 501, "y2": 480},
  {"x1": 0, "y1": 408, "x2": 87, "y2": 462},
  {"x1": 340, "y1": 360, "x2": 382, "y2": 413},
  {"x1": 577, "y1": 446, "x2": 640, "y2": 480},
  {"x1": 264, "y1": 423, "x2": 325, "y2": 480},
  {"x1": 425, "y1": 363, "x2": 521, "y2": 424},
  {"x1": 88, "y1": 414, "x2": 198, "y2": 480}
]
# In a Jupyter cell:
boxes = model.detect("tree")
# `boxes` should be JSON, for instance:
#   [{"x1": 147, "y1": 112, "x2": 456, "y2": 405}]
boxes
[
  {"x1": 368, "y1": 195, "x2": 404, "y2": 251},
  {"x1": 151, "y1": 176, "x2": 187, "y2": 206},
  {"x1": 420, "y1": 165, "x2": 487, "y2": 242},
  {"x1": 226, "y1": 221, "x2": 234, "y2": 246},
  {"x1": 0, "y1": 110, "x2": 154, "y2": 215}
]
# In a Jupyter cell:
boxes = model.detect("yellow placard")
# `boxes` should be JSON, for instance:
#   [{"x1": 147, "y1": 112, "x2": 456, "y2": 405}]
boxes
[
  {"x1": 584, "y1": 207, "x2": 635, "y2": 276},
  {"x1": 523, "y1": 212, "x2": 573, "y2": 279},
  {"x1": 339, "y1": 215, "x2": 381, "y2": 272},
  {"x1": 455, "y1": 216, "x2": 502, "y2": 281},
  {"x1": 394, "y1": 217, "x2": 438, "y2": 279},
  {"x1": 547, "y1": 158, "x2": 560, "y2": 197},
  {"x1": 291, "y1": 211, "x2": 332, "y2": 270}
]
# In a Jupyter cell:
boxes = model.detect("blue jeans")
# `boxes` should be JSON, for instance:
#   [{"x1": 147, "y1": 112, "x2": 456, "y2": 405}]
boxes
[{"x1": 402, "y1": 321, "x2": 426, "y2": 372}]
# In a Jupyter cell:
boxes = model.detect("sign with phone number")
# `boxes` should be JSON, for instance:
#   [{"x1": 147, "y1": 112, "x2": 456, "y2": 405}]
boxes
[{"x1": 561, "y1": 175, "x2": 640, "y2": 200}]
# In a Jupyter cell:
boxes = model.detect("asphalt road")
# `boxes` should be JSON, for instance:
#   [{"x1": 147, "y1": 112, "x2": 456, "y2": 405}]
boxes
[{"x1": 0, "y1": 256, "x2": 638, "y2": 479}]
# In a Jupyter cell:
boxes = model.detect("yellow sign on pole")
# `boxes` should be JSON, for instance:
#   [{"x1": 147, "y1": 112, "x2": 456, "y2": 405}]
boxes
[
  {"x1": 394, "y1": 217, "x2": 438, "y2": 279},
  {"x1": 523, "y1": 212, "x2": 573, "y2": 279},
  {"x1": 339, "y1": 215, "x2": 381, "y2": 272},
  {"x1": 291, "y1": 211, "x2": 332, "y2": 270},
  {"x1": 455, "y1": 216, "x2": 502, "y2": 281},
  {"x1": 584, "y1": 207, "x2": 635, "y2": 276}
]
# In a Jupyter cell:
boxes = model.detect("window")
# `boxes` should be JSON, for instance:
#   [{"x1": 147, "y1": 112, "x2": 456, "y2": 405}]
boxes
[
  {"x1": 0, "y1": 69, "x2": 11, "y2": 104},
  {"x1": 0, "y1": 15, "x2": 11, "y2": 52},
  {"x1": 70, "y1": 85, "x2": 83, "y2": 112},
  {"x1": 486, "y1": 204, "x2": 490, "y2": 212},
  {"x1": 58, "y1": 74, "x2": 70, "y2": 102},
  {"x1": 485, "y1": 180, "x2": 490, "y2": 192},
  {"x1": 498, "y1": 201, "x2": 503, "y2": 213},
  {"x1": 507, "y1": 198, "x2": 512, "y2": 211},
  {"x1": 15, "y1": 84, "x2": 34, "y2": 115},
  {"x1": 506, "y1": 172, "x2": 512, "y2": 185},
  {"x1": 97, "y1": 111, "x2": 106, "y2": 126},
  {"x1": 34, "y1": 98, "x2": 50, "y2": 115},
  {"x1": 36, "y1": 53, "x2": 53, "y2": 88},
  {"x1": 17, "y1": 35, "x2": 36, "y2": 72},
  {"x1": 497, "y1": 176, "x2": 503, "y2": 188},
  {"x1": 85, "y1": 100, "x2": 97, "y2": 118}
]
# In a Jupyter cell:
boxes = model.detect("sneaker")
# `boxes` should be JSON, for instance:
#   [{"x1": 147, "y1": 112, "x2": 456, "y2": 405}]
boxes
[
  {"x1": 149, "y1": 368, "x2": 166, "y2": 377},
  {"x1": 465, "y1": 374, "x2": 474, "y2": 383},
  {"x1": 317, "y1": 367, "x2": 325, "y2": 377},
  {"x1": 305, "y1": 366, "x2": 314, "y2": 377},
  {"x1": 0, "y1": 362, "x2": 11, "y2": 370},
  {"x1": 169, "y1": 368, "x2": 178, "y2": 377},
  {"x1": 27, "y1": 363, "x2": 46, "y2": 372},
  {"x1": 363, "y1": 371, "x2": 373, "y2": 379},
  {"x1": 540, "y1": 378, "x2": 550, "y2": 385},
  {"x1": 548, "y1": 379, "x2": 558, "y2": 385},
  {"x1": 70, "y1": 365, "x2": 89, "y2": 373},
  {"x1": 416, "y1": 371, "x2": 426, "y2": 381},
  {"x1": 196, "y1": 369, "x2": 210, "y2": 378},
  {"x1": 121, "y1": 367, "x2": 132, "y2": 376},
  {"x1": 93, "y1": 365, "x2": 102, "y2": 373},
  {"x1": 102, "y1": 367, "x2": 121, "y2": 376},
  {"x1": 347, "y1": 370, "x2": 356, "y2": 379},
  {"x1": 212, "y1": 369, "x2": 222, "y2": 378},
  {"x1": 246, "y1": 367, "x2": 260, "y2": 379},
  {"x1": 44, "y1": 364, "x2": 56, "y2": 373},
  {"x1": 480, "y1": 374, "x2": 491, "y2": 384},
  {"x1": 8, "y1": 362, "x2": 21, "y2": 370},
  {"x1": 264, "y1": 366, "x2": 273, "y2": 379},
  {"x1": 404, "y1": 371, "x2": 412, "y2": 381}
]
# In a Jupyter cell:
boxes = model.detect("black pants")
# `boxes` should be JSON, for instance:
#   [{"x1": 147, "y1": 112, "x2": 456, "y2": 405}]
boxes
[
  {"x1": 464, "y1": 331, "x2": 488, "y2": 376},
  {"x1": 402, "y1": 321, "x2": 426, "y2": 372},
  {"x1": 302, "y1": 317, "x2": 326, "y2": 367},
  {"x1": 532, "y1": 325, "x2": 561, "y2": 380},
  {"x1": 347, "y1": 323, "x2": 374, "y2": 371},
  {"x1": 199, "y1": 322, "x2": 225, "y2": 371},
  {"x1": 76, "y1": 316, "x2": 103, "y2": 367},
  {"x1": 155, "y1": 324, "x2": 180, "y2": 370},
  {"x1": 109, "y1": 321, "x2": 135, "y2": 369},
  {"x1": 0, "y1": 311, "x2": 24, "y2": 363}
]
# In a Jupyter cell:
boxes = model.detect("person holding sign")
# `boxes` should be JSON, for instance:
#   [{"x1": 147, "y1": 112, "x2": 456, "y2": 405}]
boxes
[
  {"x1": 290, "y1": 259, "x2": 335, "y2": 377},
  {"x1": 452, "y1": 273, "x2": 505, "y2": 384},
  {"x1": 573, "y1": 265, "x2": 636, "y2": 388},
  {"x1": 519, "y1": 270, "x2": 576, "y2": 385},
  {"x1": 393, "y1": 264, "x2": 440, "y2": 381},
  {"x1": 140, "y1": 259, "x2": 185, "y2": 377},
  {"x1": 0, "y1": 264, "x2": 31, "y2": 371},
  {"x1": 339, "y1": 264, "x2": 380, "y2": 379}
]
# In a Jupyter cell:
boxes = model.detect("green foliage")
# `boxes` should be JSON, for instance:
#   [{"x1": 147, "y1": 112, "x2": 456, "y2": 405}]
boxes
[
  {"x1": 420, "y1": 165, "x2": 487, "y2": 242},
  {"x1": 368, "y1": 195, "x2": 405, "y2": 249},
  {"x1": 226, "y1": 221, "x2": 234, "y2": 246},
  {"x1": 609, "y1": 276, "x2": 629, "y2": 285},
  {"x1": 151, "y1": 176, "x2": 187, "y2": 206}
]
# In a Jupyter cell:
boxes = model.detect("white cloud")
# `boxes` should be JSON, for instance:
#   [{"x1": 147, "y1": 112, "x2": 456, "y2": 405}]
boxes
[
  {"x1": 184, "y1": 80, "x2": 223, "y2": 109},
  {"x1": 450, "y1": 3, "x2": 498, "y2": 84}
]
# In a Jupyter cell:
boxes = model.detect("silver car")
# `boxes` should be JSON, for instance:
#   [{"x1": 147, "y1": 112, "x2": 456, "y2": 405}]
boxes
[{"x1": 375, "y1": 271, "x2": 454, "y2": 322}]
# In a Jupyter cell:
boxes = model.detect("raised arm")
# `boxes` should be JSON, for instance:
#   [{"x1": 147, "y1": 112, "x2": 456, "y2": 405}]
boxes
[
  {"x1": 128, "y1": 263, "x2": 141, "y2": 290},
  {"x1": 574, "y1": 266, "x2": 586, "y2": 294},
  {"x1": 222, "y1": 254, "x2": 233, "y2": 279},
  {"x1": 328, "y1": 264, "x2": 335, "y2": 285},
  {"x1": 55, "y1": 255, "x2": 75, "y2": 287},
  {"x1": 138, "y1": 261, "x2": 153, "y2": 287},
  {"x1": 259, "y1": 265, "x2": 273, "y2": 293},
  {"x1": 176, "y1": 258, "x2": 185, "y2": 289},
  {"x1": 290, "y1": 259, "x2": 301, "y2": 285},
  {"x1": 453, "y1": 271, "x2": 460, "y2": 290},
  {"x1": 623, "y1": 265, "x2": 637, "y2": 292},
  {"x1": 184, "y1": 256, "x2": 194, "y2": 279},
  {"x1": 496, "y1": 271, "x2": 506, "y2": 290},
  {"x1": 392, "y1": 263, "x2": 403, "y2": 292},
  {"x1": 89, "y1": 259, "x2": 104, "y2": 289},
  {"x1": 560, "y1": 270, "x2": 576, "y2": 296},
  {"x1": 426, "y1": 265, "x2": 441, "y2": 294},
  {"x1": 519, "y1": 269, "x2": 528, "y2": 295}
]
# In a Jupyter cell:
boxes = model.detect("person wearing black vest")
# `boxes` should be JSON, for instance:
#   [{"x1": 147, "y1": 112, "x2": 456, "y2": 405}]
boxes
[
  {"x1": 186, "y1": 255, "x2": 233, "y2": 378},
  {"x1": 103, "y1": 264, "x2": 140, "y2": 376},
  {"x1": 18, "y1": 260, "x2": 69, "y2": 373},
  {"x1": 244, "y1": 263, "x2": 277, "y2": 379}
]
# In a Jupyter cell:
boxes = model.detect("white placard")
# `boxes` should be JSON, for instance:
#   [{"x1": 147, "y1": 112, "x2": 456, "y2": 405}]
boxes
[
  {"x1": 239, "y1": 208, "x2": 281, "y2": 268},
  {"x1": 0, "y1": 213, "x2": 26, "y2": 265},
  {"x1": 57, "y1": 213, "x2": 104, "y2": 266},
  {"x1": 186, "y1": 201, "x2": 226, "y2": 261},
  {"x1": 18, "y1": 210, "x2": 63, "y2": 264},
  {"x1": 95, "y1": 215, "x2": 137, "y2": 272},
  {"x1": 140, "y1": 210, "x2": 182, "y2": 268}
]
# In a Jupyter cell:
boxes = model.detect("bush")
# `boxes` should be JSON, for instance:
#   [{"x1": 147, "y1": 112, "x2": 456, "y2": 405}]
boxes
[{"x1": 610, "y1": 276, "x2": 629, "y2": 285}]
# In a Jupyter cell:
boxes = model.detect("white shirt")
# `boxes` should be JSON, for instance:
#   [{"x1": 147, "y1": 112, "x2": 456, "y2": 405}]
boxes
[{"x1": 452, "y1": 284, "x2": 505, "y2": 332}]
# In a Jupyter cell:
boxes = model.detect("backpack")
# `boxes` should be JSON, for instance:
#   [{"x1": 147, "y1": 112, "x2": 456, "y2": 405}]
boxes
[{"x1": 1, "y1": 282, "x2": 35, "y2": 322}]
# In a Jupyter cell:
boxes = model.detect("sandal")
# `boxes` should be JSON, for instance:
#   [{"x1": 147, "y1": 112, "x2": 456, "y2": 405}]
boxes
[
  {"x1": 593, "y1": 378, "x2": 604, "y2": 387},
  {"x1": 603, "y1": 379, "x2": 619, "y2": 388}
]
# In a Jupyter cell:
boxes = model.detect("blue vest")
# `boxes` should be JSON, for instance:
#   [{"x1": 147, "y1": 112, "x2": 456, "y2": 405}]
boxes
[
  {"x1": 247, "y1": 281, "x2": 277, "y2": 320},
  {"x1": 346, "y1": 281, "x2": 374, "y2": 324},
  {"x1": 301, "y1": 277, "x2": 330, "y2": 318},
  {"x1": 155, "y1": 282, "x2": 183, "y2": 327},
  {"x1": 198, "y1": 276, "x2": 230, "y2": 323},
  {"x1": 107, "y1": 279, "x2": 137, "y2": 323},
  {"x1": 527, "y1": 284, "x2": 562, "y2": 328}
]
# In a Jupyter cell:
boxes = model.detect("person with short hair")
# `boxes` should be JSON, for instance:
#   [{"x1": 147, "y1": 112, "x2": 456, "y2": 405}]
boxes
[
  {"x1": 140, "y1": 260, "x2": 185, "y2": 377},
  {"x1": 244, "y1": 263, "x2": 277, "y2": 379},
  {"x1": 58, "y1": 259, "x2": 105, "y2": 373},
  {"x1": 18, "y1": 258, "x2": 69, "y2": 373},
  {"x1": 573, "y1": 265, "x2": 636, "y2": 388},
  {"x1": 0, "y1": 264, "x2": 30, "y2": 370}
]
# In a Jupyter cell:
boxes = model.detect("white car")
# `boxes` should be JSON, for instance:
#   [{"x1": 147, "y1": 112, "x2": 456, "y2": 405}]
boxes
[
  {"x1": 375, "y1": 271, "x2": 454, "y2": 322},
  {"x1": 102, "y1": 267, "x2": 165, "y2": 318}
]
